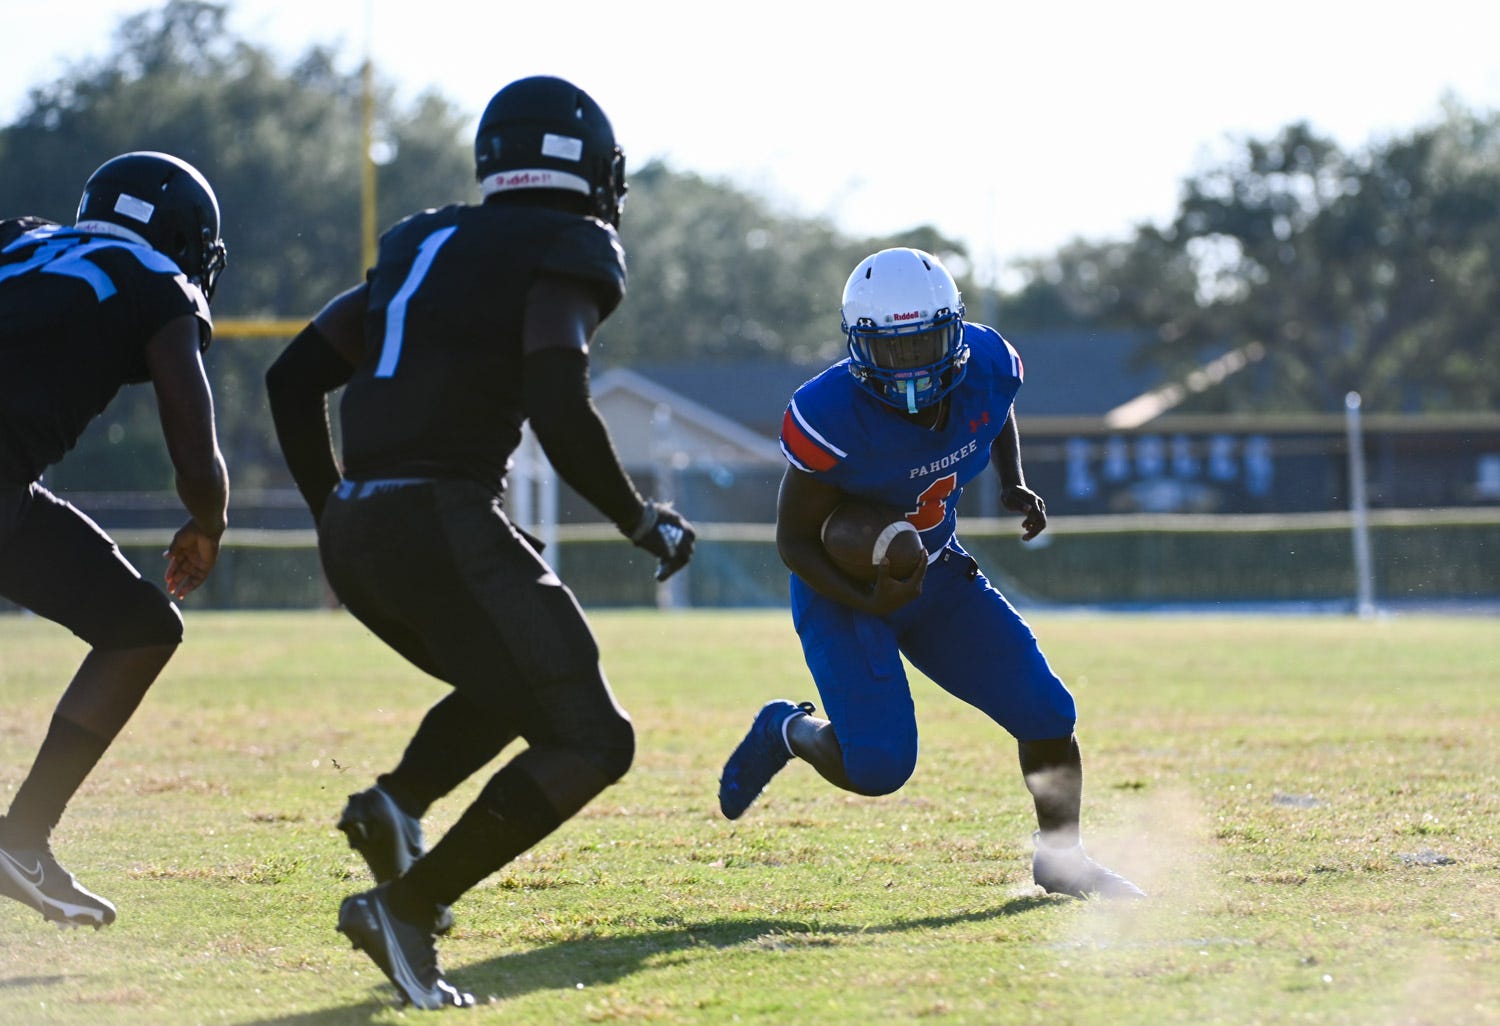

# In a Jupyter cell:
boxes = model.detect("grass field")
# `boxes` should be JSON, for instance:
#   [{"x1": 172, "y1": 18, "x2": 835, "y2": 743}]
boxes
[{"x1": 0, "y1": 609, "x2": 1495, "y2": 1025}]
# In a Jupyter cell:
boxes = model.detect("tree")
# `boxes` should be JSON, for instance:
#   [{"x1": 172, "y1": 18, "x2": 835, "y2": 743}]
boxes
[
  {"x1": 0, "y1": 1, "x2": 982, "y2": 501},
  {"x1": 605, "y1": 162, "x2": 968, "y2": 368},
  {"x1": 1338, "y1": 104, "x2": 1500, "y2": 410},
  {"x1": 1, "y1": 1, "x2": 474, "y2": 315},
  {"x1": 1004, "y1": 109, "x2": 1500, "y2": 413},
  {"x1": 0, "y1": 1, "x2": 472, "y2": 492}
]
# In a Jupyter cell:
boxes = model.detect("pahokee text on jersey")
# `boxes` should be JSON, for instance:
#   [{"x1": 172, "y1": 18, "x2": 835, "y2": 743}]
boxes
[
  {"x1": 779, "y1": 323, "x2": 1024, "y2": 554},
  {"x1": 0, "y1": 220, "x2": 212, "y2": 485},
  {"x1": 339, "y1": 203, "x2": 626, "y2": 494}
]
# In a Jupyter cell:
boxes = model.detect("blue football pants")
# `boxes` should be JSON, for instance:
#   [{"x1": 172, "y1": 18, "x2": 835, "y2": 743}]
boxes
[{"x1": 789, "y1": 545, "x2": 1077, "y2": 795}]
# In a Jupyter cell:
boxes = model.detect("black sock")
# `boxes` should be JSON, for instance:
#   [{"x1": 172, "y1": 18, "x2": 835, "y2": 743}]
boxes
[
  {"x1": 1018, "y1": 735, "x2": 1083, "y2": 845},
  {"x1": 378, "y1": 693, "x2": 514, "y2": 819},
  {"x1": 390, "y1": 763, "x2": 563, "y2": 918},
  {"x1": 2, "y1": 716, "x2": 111, "y2": 843}
]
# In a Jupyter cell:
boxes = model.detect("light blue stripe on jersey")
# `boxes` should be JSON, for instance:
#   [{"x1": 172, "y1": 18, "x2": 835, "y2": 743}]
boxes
[
  {"x1": 0, "y1": 228, "x2": 180, "y2": 302},
  {"x1": 376, "y1": 225, "x2": 458, "y2": 379}
]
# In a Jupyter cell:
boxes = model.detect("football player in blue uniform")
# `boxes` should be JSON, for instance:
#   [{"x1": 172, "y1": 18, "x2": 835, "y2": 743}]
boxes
[
  {"x1": 266, "y1": 76, "x2": 695, "y2": 1009},
  {"x1": 718, "y1": 247, "x2": 1142, "y2": 900},
  {"x1": 0, "y1": 152, "x2": 230, "y2": 928}
]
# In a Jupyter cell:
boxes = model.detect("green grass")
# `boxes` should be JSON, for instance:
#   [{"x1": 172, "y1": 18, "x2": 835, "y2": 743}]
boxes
[{"x1": 0, "y1": 610, "x2": 1496, "y2": 1025}]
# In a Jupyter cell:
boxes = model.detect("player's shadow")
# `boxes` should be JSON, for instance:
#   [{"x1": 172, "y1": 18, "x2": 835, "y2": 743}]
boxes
[
  {"x1": 236, "y1": 897, "x2": 1053, "y2": 1025},
  {"x1": 0, "y1": 974, "x2": 73, "y2": 988}
]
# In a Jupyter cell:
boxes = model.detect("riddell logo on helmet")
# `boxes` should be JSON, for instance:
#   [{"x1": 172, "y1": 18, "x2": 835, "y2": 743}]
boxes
[
  {"x1": 502, "y1": 171, "x2": 555, "y2": 187},
  {"x1": 891, "y1": 310, "x2": 922, "y2": 322}
]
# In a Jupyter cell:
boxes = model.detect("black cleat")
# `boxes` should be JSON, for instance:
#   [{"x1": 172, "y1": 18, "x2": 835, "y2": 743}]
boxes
[
  {"x1": 338, "y1": 785, "x2": 426, "y2": 882},
  {"x1": 1032, "y1": 832, "x2": 1146, "y2": 900},
  {"x1": 338, "y1": 785, "x2": 453, "y2": 934},
  {"x1": 0, "y1": 834, "x2": 117, "y2": 928},
  {"x1": 337, "y1": 884, "x2": 474, "y2": 1011}
]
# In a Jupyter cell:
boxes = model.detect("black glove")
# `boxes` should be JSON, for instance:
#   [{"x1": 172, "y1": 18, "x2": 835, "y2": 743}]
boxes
[{"x1": 628, "y1": 501, "x2": 696, "y2": 582}]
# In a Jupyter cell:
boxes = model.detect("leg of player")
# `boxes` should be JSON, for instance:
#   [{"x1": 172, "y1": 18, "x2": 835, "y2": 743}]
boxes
[
  {"x1": 1020, "y1": 735, "x2": 1145, "y2": 900},
  {"x1": 719, "y1": 698, "x2": 915, "y2": 820},
  {"x1": 337, "y1": 662, "x2": 634, "y2": 1010},
  {"x1": 337, "y1": 750, "x2": 602, "y2": 1011},
  {"x1": 0, "y1": 644, "x2": 174, "y2": 928},
  {"x1": 1019, "y1": 734, "x2": 1083, "y2": 848},
  {"x1": 337, "y1": 692, "x2": 516, "y2": 936},
  {"x1": 785, "y1": 709, "x2": 861, "y2": 791},
  {"x1": 338, "y1": 753, "x2": 623, "y2": 1009},
  {"x1": 375, "y1": 692, "x2": 518, "y2": 819}
]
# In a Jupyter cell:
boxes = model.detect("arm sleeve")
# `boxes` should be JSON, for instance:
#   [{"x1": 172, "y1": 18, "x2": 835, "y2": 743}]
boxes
[
  {"x1": 265, "y1": 322, "x2": 355, "y2": 522},
  {"x1": 522, "y1": 347, "x2": 646, "y2": 533}
]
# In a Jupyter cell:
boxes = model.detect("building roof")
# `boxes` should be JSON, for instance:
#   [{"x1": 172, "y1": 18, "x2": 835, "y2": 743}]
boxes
[
  {"x1": 1005, "y1": 328, "x2": 1163, "y2": 419},
  {"x1": 622, "y1": 328, "x2": 1162, "y2": 440},
  {"x1": 591, "y1": 366, "x2": 786, "y2": 467},
  {"x1": 625, "y1": 361, "x2": 824, "y2": 439}
]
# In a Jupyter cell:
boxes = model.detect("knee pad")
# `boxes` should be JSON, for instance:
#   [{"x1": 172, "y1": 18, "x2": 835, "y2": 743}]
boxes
[
  {"x1": 564, "y1": 711, "x2": 634, "y2": 787},
  {"x1": 598, "y1": 712, "x2": 635, "y2": 784},
  {"x1": 1010, "y1": 691, "x2": 1077, "y2": 743},
  {"x1": 87, "y1": 579, "x2": 184, "y2": 650},
  {"x1": 476, "y1": 715, "x2": 634, "y2": 830},
  {"x1": 843, "y1": 742, "x2": 917, "y2": 797},
  {"x1": 525, "y1": 673, "x2": 635, "y2": 786}
]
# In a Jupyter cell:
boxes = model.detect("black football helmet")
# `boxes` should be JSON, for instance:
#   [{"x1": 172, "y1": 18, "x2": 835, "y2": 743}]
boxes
[
  {"x1": 474, "y1": 76, "x2": 627, "y2": 226},
  {"x1": 75, "y1": 151, "x2": 228, "y2": 302}
]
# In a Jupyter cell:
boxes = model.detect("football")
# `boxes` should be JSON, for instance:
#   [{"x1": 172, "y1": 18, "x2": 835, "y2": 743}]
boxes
[{"x1": 820, "y1": 500, "x2": 927, "y2": 582}]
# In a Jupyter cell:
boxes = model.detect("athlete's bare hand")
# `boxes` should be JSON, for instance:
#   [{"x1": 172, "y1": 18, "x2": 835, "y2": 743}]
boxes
[
  {"x1": 865, "y1": 550, "x2": 927, "y2": 616},
  {"x1": 164, "y1": 520, "x2": 221, "y2": 599}
]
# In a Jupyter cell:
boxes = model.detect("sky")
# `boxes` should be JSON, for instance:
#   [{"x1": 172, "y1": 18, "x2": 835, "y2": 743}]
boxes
[{"x1": 5, "y1": 1, "x2": 1500, "y2": 285}]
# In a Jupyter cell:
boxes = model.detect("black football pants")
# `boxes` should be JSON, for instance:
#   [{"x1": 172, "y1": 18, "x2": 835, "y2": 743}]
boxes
[
  {"x1": 0, "y1": 482, "x2": 182, "y2": 648},
  {"x1": 317, "y1": 477, "x2": 634, "y2": 812}
]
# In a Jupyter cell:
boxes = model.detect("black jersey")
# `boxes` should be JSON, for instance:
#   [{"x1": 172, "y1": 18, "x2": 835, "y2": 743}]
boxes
[
  {"x1": 0, "y1": 220, "x2": 213, "y2": 485},
  {"x1": 339, "y1": 202, "x2": 626, "y2": 492}
]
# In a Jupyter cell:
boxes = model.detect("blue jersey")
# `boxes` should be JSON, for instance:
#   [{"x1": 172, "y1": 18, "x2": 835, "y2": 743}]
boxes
[{"x1": 779, "y1": 322, "x2": 1024, "y2": 555}]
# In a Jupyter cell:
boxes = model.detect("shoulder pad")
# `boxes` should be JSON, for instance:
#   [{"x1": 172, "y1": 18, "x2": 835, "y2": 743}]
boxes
[
  {"x1": 541, "y1": 218, "x2": 627, "y2": 318},
  {"x1": 0, "y1": 216, "x2": 60, "y2": 251}
]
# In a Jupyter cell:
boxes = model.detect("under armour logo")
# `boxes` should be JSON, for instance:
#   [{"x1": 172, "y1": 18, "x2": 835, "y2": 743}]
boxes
[
  {"x1": 0, "y1": 847, "x2": 44, "y2": 886},
  {"x1": 969, "y1": 411, "x2": 991, "y2": 433}
]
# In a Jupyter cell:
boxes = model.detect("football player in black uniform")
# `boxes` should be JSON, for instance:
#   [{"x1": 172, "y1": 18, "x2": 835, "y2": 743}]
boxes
[
  {"x1": 0, "y1": 152, "x2": 230, "y2": 928},
  {"x1": 266, "y1": 76, "x2": 695, "y2": 1010}
]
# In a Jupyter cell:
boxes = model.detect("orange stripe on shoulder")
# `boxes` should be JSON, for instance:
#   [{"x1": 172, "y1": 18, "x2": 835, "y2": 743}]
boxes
[{"x1": 781, "y1": 408, "x2": 840, "y2": 472}]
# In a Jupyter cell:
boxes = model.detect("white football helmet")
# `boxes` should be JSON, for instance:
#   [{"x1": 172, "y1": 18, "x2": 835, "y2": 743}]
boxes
[{"x1": 841, "y1": 247, "x2": 968, "y2": 413}]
